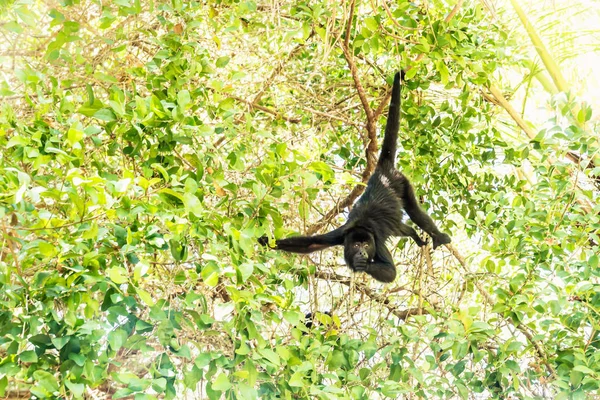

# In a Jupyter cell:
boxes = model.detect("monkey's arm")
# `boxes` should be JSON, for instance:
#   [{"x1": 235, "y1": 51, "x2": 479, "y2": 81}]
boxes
[
  {"x1": 356, "y1": 243, "x2": 397, "y2": 283},
  {"x1": 258, "y1": 226, "x2": 345, "y2": 254}
]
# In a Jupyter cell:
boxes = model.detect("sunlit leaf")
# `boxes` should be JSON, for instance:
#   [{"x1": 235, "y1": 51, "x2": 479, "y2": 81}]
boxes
[{"x1": 107, "y1": 267, "x2": 129, "y2": 284}]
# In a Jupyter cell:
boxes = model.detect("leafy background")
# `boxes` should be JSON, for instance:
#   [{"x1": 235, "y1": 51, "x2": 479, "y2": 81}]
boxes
[{"x1": 1, "y1": 0, "x2": 599, "y2": 399}]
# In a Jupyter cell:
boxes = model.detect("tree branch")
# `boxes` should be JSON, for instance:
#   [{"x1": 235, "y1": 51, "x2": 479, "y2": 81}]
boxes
[
  {"x1": 308, "y1": 8, "x2": 380, "y2": 234},
  {"x1": 314, "y1": 270, "x2": 430, "y2": 320},
  {"x1": 212, "y1": 94, "x2": 302, "y2": 149},
  {"x1": 309, "y1": 0, "x2": 467, "y2": 233},
  {"x1": 344, "y1": 0, "x2": 356, "y2": 49},
  {"x1": 228, "y1": 94, "x2": 301, "y2": 123},
  {"x1": 253, "y1": 39, "x2": 311, "y2": 105}
]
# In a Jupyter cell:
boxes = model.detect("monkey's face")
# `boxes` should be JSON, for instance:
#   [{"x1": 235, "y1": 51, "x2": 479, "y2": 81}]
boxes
[
  {"x1": 344, "y1": 229, "x2": 375, "y2": 271},
  {"x1": 350, "y1": 241, "x2": 374, "y2": 270}
]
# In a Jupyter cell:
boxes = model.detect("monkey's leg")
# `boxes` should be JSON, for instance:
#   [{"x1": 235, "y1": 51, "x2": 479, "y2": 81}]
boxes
[
  {"x1": 399, "y1": 179, "x2": 451, "y2": 249},
  {"x1": 396, "y1": 222, "x2": 427, "y2": 247}
]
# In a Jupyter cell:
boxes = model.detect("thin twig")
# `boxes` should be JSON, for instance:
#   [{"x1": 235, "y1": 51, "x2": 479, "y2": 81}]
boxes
[
  {"x1": 228, "y1": 94, "x2": 302, "y2": 123},
  {"x1": 252, "y1": 39, "x2": 310, "y2": 105},
  {"x1": 314, "y1": 270, "x2": 431, "y2": 320}
]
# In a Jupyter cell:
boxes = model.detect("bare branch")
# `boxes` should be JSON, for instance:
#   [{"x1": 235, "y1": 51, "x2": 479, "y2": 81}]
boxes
[
  {"x1": 344, "y1": 0, "x2": 356, "y2": 49},
  {"x1": 314, "y1": 270, "x2": 431, "y2": 320},
  {"x1": 228, "y1": 94, "x2": 302, "y2": 123},
  {"x1": 445, "y1": 0, "x2": 465, "y2": 22},
  {"x1": 308, "y1": 5, "x2": 382, "y2": 233},
  {"x1": 253, "y1": 39, "x2": 311, "y2": 105}
]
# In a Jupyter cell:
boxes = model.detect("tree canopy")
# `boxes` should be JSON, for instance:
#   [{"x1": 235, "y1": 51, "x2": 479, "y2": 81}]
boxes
[{"x1": 1, "y1": 0, "x2": 599, "y2": 399}]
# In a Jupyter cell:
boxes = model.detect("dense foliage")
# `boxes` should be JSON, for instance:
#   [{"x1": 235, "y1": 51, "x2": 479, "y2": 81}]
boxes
[{"x1": 1, "y1": 0, "x2": 599, "y2": 399}]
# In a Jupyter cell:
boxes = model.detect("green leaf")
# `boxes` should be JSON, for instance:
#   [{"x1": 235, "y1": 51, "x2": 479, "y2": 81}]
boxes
[
  {"x1": 573, "y1": 365, "x2": 595, "y2": 375},
  {"x1": 85, "y1": 83, "x2": 95, "y2": 105},
  {"x1": 183, "y1": 192, "x2": 203, "y2": 217},
  {"x1": 33, "y1": 370, "x2": 59, "y2": 393},
  {"x1": 107, "y1": 267, "x2": 129, "y2": 284},
  {"x1": 360, "y1": 339, "x2": 378, "y2": 359},
  {"x1": 326, "y1": 350, "x2": 346, "y2": 370},
  {"x1": 201, "y1": 261, "x2": 220, "y2": 287},
  {"x1": 236, "y1": 383, "x2": 257, "y2": 399},
  {"x1": 113, "y1": 388, "x2": 134, "y2": 399},
  {"x1": 137, "y1": 288, "x2": 155, "y2": 306},
  {"x1": 589, "y1": 254, "x2": 598, "y2": 269},
  {"x1": 195, "y1": 353, "x2": 212, "y2": 369},
  {"x1": 94, "y1": 108, "x2": 117, "y2": 121},
  {"x1": 177, "y1": 90, "x2": 191, "y2": 108},
  {"x1": 288, "y1": 371, "x2": 305, "y2": 387},
  {"x1": 257, "y1": 348, "x2": 280, "y2": 366},
  {"x1": 19, "y1": 350, "x2": 38, "y2": 363},
  {"x1": 308, "y1": 161, "x2": 334, "y2": 182},
  {"x1": 436, "y1": 60, "x2": 450, "y2": 85},
  {"x1": 65, "y1": 380, "x2": 85, "y2": 398},
  {"x1": 485, "y1": 212, "x2": 497, "y2": 226},
  {"x1": 133, "y1": 394, "x2": 156, "y2": 400},
  {"x1": 184, "y1": 365, "x2": 203, "y2": 389},
  {"x1": 3, "y1": 21, "x2": 23, "y2": 33},
  {"x1": 6, "y1": 135, "x2": 29, "y2": 148},
  {"x1": 158, "y1": 188, "x2": 184, "y2": 202},
  {"x1": 0, "y1": 376, "x2": 7, "y2": 397},
  {"x1": 218, "y1": 97, "x2": 235, "y2": 110},
  {"x1": 67, "y1": 122, "x2": 84, "y2": 145},
  {"x1": 351, "y1": 386, "x2": 365, "y2": 398},
  {"x1": 108, "y1": 329, "x2": 128, "y2": 351},
  {"x1": 236, "y1": 262, "x2": 253, "y2": 282},
  {"x1": 169, "y1": 239, "x2": 188, "y2": 262},
  {"x1": 38, "y1": 241, "x2": 57, "y2": 257},
  {"x1": 216, "y1": 57, "x2": 230, "y2": 68},
  {"x1": 283, "y1": 310, "x2": 302, "y2": 327},
  {"x1": 212, "y1": 373, "x2": 231, "y2": 391},
  {"x1": 51, "y1": 336, "x2": 70, "y2": 350},
  {"x1": 365, "y1": 17, "x2": 379, "y2": 32},
  {"x1": 15, "y1": 6, "x2": 37, "y2": 26}
]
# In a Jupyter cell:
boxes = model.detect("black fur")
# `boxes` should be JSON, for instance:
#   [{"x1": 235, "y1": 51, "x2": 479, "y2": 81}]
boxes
[
  {"x1": 259, "y1": 72, "x2": 451, "y2": 283},
  {"x1": 304, "y1": 311, "x2": 332, "y2": 330}
]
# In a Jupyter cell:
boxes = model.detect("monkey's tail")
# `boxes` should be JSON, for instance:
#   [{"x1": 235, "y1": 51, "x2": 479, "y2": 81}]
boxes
[{"x1": 377, "y1": 71, "x2": 403, "y2": 167}]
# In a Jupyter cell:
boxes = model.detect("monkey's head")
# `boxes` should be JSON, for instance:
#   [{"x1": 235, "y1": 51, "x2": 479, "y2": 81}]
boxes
[{"x1": 344, "y1": 228, "x2": 375, "y2": 271}]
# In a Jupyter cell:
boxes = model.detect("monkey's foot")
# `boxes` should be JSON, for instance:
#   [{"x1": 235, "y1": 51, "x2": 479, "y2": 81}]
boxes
[
  {"x1": 432, "y1": 233, "x2": 451, "y2": 249},
  {"x1": 415, "y1": 237, "x2": 428, "y2": 247}
]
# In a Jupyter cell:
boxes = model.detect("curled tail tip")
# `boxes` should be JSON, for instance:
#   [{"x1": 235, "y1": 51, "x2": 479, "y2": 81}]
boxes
[{"x1": 393, "y1": 70, "x2": 405, "y2": 83}]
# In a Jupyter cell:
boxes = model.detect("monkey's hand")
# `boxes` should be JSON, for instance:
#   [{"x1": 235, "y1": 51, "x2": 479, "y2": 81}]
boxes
[
  {"x1": 353, "y1": 259, "x2": 368, "y2": 271},
  {"x1": 258, "y1": 236, "x2": 272, "y2": 247}
]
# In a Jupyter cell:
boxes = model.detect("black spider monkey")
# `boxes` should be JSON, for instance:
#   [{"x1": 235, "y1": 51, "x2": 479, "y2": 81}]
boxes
[{"x1": 259, "y1": 71, "x2": 451, "y2": 283}]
